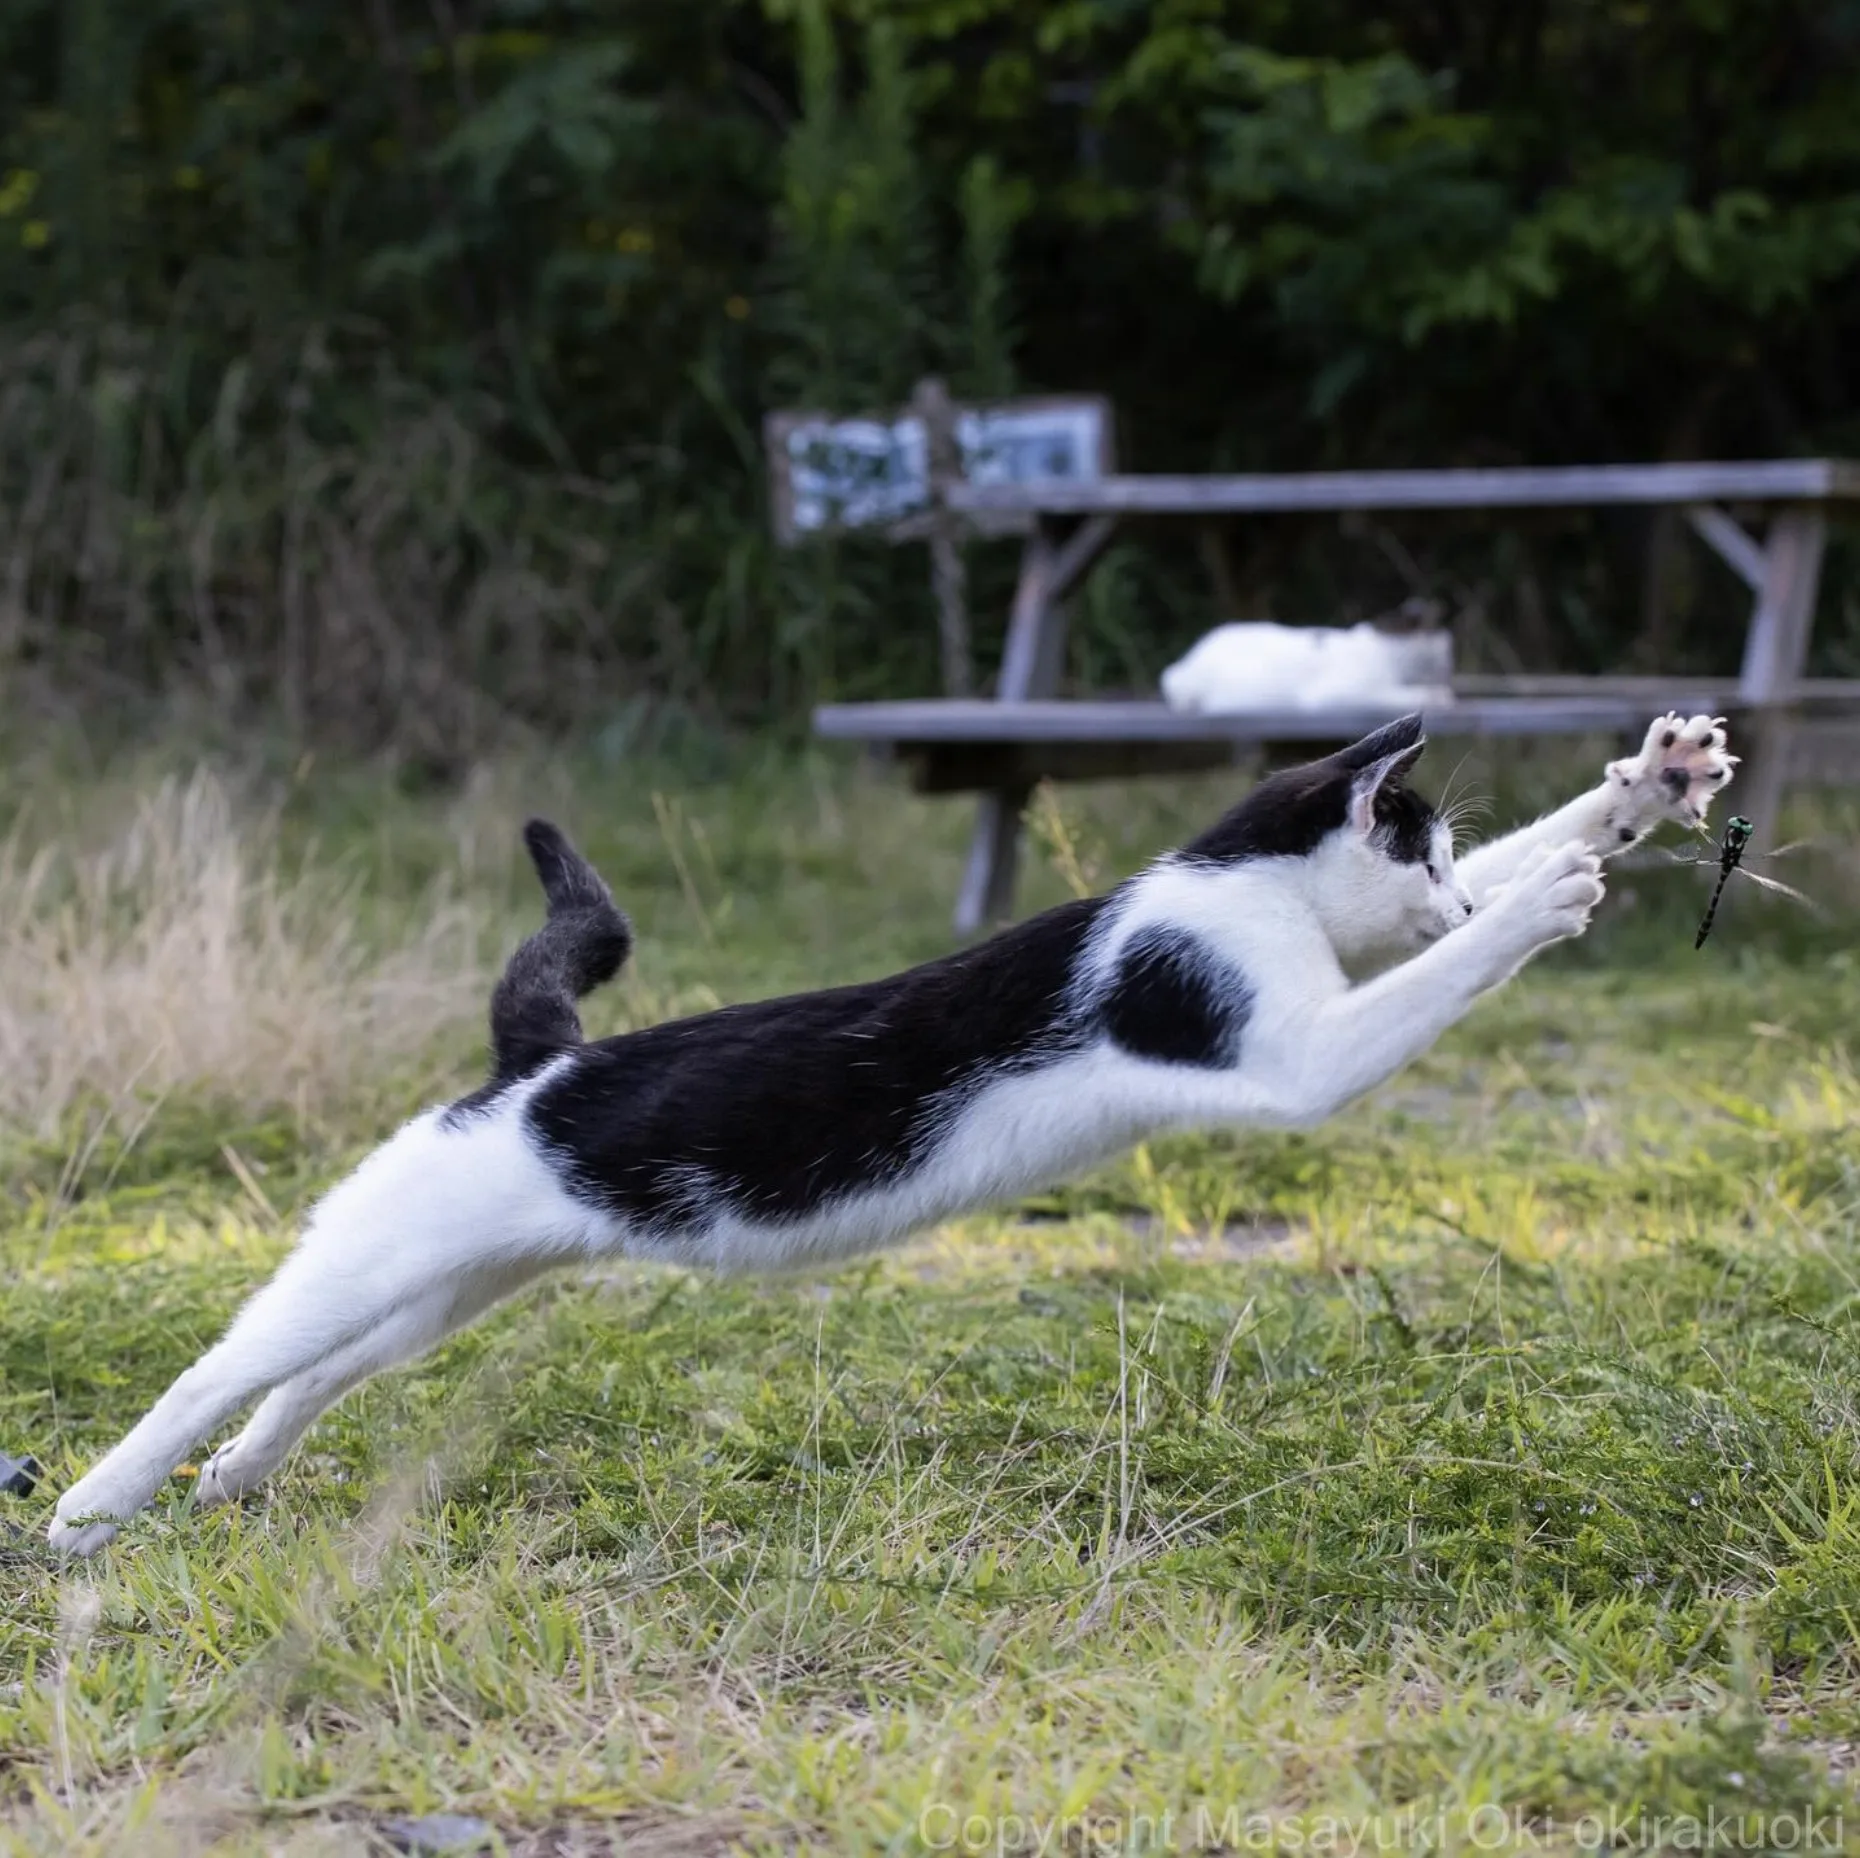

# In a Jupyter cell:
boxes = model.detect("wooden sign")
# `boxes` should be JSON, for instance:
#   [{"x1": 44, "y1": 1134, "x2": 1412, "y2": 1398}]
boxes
[{"x1": 765, "y1": 393, "x2": 1114, "y2": 545}]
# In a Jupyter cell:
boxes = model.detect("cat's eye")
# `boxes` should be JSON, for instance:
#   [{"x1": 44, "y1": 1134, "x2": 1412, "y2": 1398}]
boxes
[{"x1": 1425, "y1": 862, "x2": 1440, "y2": 882}]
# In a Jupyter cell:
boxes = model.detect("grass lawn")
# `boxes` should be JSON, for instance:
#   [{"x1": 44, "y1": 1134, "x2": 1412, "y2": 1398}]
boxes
[{"x1": 2, "y1": 731, "x2": 1859, "y2": 1856}]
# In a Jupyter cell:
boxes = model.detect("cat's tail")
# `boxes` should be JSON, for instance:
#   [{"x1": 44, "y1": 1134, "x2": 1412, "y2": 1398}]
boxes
[{"x1": 487, "y1": 820, "x2": 633, "y2": 1086}]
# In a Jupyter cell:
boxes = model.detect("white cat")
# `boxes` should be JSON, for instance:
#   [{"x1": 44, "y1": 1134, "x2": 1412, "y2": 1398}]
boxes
[
  {"x1": 1161, "y1": 620, "x2": 1453, "y2": 713},
  {"x1": 49, "y1": 713, "x2": 1734, "y2": 1556}
]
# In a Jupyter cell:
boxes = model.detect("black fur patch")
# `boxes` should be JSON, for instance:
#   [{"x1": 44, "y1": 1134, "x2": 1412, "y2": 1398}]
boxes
[
  {"x1": 1100, "y1": 928, "x2": 1247, "y2": 1066},
  {"x1": 1180, "y1": 760, "x2": 1353, "y2": 863},
  {"x1": 1183, "y1": 717, "x2": 1437, "y2": 866},
  {"x1": 1370, "y1": 784, "x2": 1436, "y2": 865},
  {"x1": 525, "y1": 897, "x2": 1106, "y2": 1229}
]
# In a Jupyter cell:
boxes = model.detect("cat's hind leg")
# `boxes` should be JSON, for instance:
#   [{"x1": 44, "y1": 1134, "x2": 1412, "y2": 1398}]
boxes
[
  {"x1": 48, "y1": 1252, "x2": 393, "y2": 1555},
  {"x1": 51, "y1": 1247, "x2": 557, "y2": 1554},
  {"x1": 194, "y1": 1258, "x2": 549, "y2": 1511},
  {"x1": 195, "y1": 1370, "x2": 366, "y2": 1510},
  {"x1": 51, "y1": 1093, "x2": 595, "y2": 1556}
]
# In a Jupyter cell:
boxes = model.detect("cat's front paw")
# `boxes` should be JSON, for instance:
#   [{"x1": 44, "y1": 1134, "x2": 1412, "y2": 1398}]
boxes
[
  {"x1": 1484, "y1": 839, "x2": 1606, "y2": 965},
  {"x1": 1603, "y1": 713, "x2": 1737, "y2": 843}
]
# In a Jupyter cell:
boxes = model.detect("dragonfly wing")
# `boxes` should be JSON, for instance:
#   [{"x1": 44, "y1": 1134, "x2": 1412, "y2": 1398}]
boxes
[{"x1": 1735, "y1": 870, "x2": 1822, "y2": 911}]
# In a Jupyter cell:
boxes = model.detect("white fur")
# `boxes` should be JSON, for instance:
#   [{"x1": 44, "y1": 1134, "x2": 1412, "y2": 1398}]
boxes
[
  {"x1": 48, "y1": 713, "x2": 1734, "y2": 1555},
  {"x1": 1160, "y1": 621, "x2": 1453, "y2": 714}
]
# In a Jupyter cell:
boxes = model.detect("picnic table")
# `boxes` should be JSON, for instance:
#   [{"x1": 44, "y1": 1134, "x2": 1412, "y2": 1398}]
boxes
[{"x1": 814, "y1": 459, "x2": 1860, "y2": 932}]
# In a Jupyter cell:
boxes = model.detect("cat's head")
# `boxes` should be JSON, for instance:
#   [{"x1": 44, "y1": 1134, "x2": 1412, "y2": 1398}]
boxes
[{"x1": 1182, "y1": 714, "x2": 1473, "y2": 964}]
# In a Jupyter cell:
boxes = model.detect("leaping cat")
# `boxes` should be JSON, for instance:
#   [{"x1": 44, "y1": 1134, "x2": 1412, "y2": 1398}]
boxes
[{"x1": 50, "y1": 712, "x2": 1735, "y2": 1555}]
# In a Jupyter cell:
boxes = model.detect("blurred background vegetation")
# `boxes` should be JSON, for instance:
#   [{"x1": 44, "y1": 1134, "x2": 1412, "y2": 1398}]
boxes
[{"x1": 2, "y1": 0, "x2": 1859, "y2": 758}]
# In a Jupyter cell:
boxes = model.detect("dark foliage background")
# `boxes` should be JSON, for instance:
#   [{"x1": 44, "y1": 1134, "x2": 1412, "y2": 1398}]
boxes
[{"x1": 2, "y1": 0, "x2": 1858, "y2": 750}]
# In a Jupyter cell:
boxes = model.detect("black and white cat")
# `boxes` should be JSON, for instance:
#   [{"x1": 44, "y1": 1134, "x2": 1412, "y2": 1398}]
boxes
[{"x1": 50, "y1": 711, "x2": 1735, "y2": 1555}]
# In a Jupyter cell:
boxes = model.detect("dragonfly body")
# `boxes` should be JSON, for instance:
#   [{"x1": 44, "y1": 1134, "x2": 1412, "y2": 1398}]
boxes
[
  {"x1": 1694, "y1": 815, "x2": 1753, "y2": 949},
  {"x1": 1678, "y1": 814, "x2": 1815, "y2": 948}
]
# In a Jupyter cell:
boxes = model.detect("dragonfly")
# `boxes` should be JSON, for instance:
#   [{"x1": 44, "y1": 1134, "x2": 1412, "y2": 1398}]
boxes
[{"x1": 1668, "y1": 815, "x2": 1819, "y2": 949}]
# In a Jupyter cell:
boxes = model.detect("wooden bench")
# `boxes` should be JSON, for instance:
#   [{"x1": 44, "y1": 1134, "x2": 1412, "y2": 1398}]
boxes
[{"x1": 814, "y1": 459, "x2": 1860, "y2": 931}]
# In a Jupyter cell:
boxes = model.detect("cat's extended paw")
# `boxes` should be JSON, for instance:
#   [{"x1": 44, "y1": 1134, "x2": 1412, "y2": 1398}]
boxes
[
  {"x1": 1603, "y1": 713, "x2": 1737, "y2": 843},
  {"x1": 1486, "y1": 839, "x2": 1606, "y2": 959}
]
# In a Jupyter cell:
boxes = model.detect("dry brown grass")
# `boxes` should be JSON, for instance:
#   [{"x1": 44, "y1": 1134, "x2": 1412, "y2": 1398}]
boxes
[{"x1": 0, "y1": 767, "x2": 490, "y2": 1141}]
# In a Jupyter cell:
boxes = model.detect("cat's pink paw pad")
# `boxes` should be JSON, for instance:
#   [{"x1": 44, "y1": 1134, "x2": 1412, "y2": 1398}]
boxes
[{"x1": 1604, "y1": 713, "x2": 1737, "y2": 838}]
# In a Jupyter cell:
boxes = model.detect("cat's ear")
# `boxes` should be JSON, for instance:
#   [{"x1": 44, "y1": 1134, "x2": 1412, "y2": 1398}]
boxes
[
  {"x1": 1339, "y1": 712, "x2": 1426, "y2": 771},
  {"x1": 1345, "y1": 716, "x2": 1426, "y2": 835}
]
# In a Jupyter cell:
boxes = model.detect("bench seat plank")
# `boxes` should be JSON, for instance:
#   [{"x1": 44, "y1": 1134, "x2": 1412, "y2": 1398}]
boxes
[{"x1": 816, "y1": 688, "x2": 1860, "y2": 752}]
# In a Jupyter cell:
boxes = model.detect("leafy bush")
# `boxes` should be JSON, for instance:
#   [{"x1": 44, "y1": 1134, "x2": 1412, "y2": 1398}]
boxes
[{"x1": 0, "y1": 0, "x2": 1857, "y2": 738}]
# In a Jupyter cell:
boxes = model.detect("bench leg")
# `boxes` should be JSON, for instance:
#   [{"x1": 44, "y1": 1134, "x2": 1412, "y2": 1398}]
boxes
[
  {"x1": 949, "y1": 515, "x2": 1119, "y2": 935},
  {"x1": 956, "y1": 785, "x2": 1030, "y2": 936},
  {"x1": 1735, "y1": 508, "x2": 1826, "y2": 845},
  {"x1": 1737, "y1": 722, "x2": 1792, "y2": 849}
]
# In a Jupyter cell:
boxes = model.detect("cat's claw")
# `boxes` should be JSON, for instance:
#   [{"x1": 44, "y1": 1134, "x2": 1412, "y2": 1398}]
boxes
[{"x1": 1604, "y1": 713, "x2": 1737, "y2": 841}]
